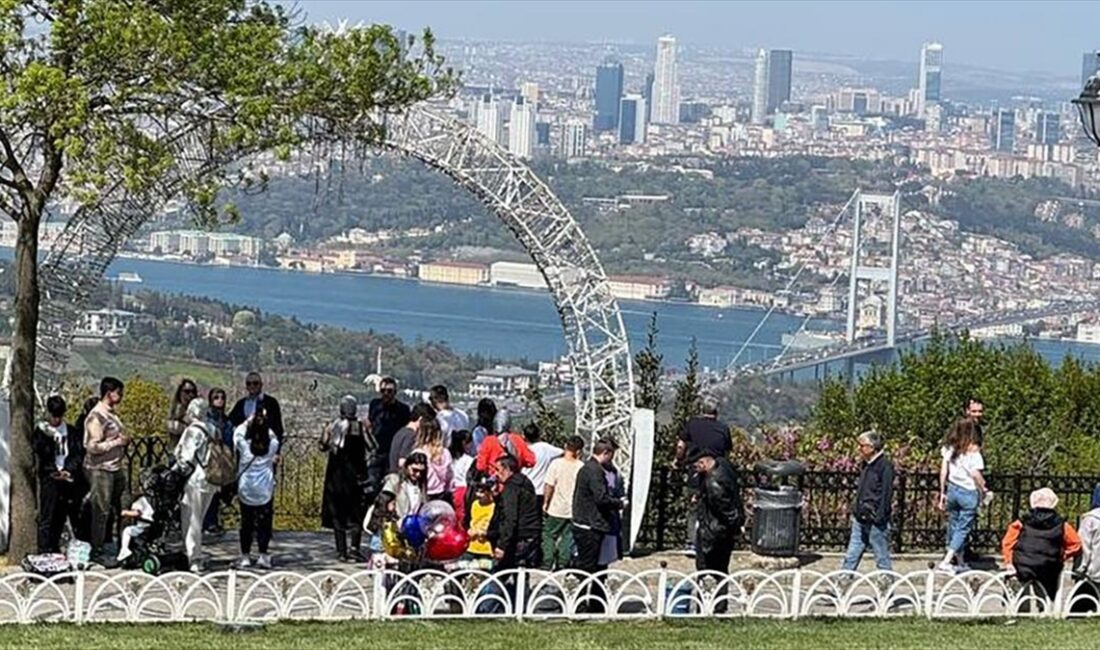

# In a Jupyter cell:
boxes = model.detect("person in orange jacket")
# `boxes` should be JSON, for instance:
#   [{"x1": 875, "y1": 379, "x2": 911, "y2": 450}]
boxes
[
  {"x1": 475, "y1": 408, "x2": 536, "y2": 476},
  {"x1": 1002, "y1": 487, "x2": 1082, "y2": 601}
]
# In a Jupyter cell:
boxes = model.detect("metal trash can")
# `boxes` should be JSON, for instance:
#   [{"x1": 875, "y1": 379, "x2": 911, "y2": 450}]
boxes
[{"x1": 751, "y1": 460, "x2": 806, "y2": 557}]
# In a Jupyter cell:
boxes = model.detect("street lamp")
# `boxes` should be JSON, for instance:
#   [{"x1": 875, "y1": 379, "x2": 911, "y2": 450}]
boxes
[{"x1": 1074, "y1": 74, "x2": 1100, "y2": 148}]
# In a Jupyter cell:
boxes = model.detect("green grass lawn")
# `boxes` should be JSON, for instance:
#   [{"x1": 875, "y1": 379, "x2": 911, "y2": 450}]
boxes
[{"x1": 0, "y1": 618, "x2": 1094, "y2": 649}]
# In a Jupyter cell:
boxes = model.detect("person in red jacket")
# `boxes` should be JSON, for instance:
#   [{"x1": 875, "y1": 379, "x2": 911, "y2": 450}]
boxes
[
  {"x1": 1002, "y1": 487, "x2": 1082, "y2": 602},
  {"x1": 475, "y1": 408, "x2": 535, "y2": 475}
]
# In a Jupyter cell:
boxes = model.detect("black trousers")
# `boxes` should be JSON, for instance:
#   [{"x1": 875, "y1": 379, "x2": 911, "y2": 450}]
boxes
[
  {"x1": 572, "y1": 526, "x2": 608, "y2": 613},
  {"x1": 37, "y1": 478, "x2": 84, "y2": 553},
  {"x1": 695, "y1": 539, "x2": 734, "y2": 573},
  {"x1": 240, "y1": 500, "x2": 274, "y2": 555}
]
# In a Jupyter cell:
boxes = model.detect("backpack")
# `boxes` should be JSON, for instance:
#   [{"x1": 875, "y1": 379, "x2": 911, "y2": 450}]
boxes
[{"x1": 202, "y1": 437, "x2": 237, "y2": 487}]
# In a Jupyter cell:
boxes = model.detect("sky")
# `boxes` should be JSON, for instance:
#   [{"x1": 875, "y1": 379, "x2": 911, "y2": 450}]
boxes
[{"x1": 293, "y1": 0, "x2": 1100, "y2": 77}]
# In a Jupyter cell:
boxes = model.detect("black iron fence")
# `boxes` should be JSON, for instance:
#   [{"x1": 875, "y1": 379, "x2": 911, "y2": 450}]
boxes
[
  {"x1": 636, "y1": 466, "x2": 1100, "y2": 554},
  {"x1": 126, "y1": 438, "x2": 1100, "y2": 554}
]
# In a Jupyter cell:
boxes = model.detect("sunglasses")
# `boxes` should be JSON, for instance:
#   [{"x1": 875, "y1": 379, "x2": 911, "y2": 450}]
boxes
[
  {"x1": 246, "y1": 381, "x2": 261, "y2": 387},
  {"x1": 381, "y1": 387, "x2": 396, "y2": 394}
]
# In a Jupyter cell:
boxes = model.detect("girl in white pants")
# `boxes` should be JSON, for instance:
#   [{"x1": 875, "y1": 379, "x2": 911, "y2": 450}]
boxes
[{"x1": 174, "y1": 398, "x2": 218, "y2": 572}]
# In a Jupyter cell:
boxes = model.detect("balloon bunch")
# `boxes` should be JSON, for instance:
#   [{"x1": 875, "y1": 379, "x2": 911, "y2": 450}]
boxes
[{"x1": 384, "y1": 500, "x2": 470, "y2": 563}]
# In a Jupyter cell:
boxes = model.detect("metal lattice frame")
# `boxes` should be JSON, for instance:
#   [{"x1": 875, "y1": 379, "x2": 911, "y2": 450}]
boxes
[{"x1": 32, "y1": 106, "x2": 636, "y2": 474}]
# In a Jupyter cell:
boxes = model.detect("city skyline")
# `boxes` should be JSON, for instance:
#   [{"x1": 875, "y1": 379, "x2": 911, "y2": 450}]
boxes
[{"x1": 300, "y1": 1, "x2": 1100, "y2": 78}]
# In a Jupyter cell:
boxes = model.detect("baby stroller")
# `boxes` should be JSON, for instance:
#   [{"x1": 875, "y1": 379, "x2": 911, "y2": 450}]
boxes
[{"x1": 124, "y1": 465, "x2": 189, "y2": 575}]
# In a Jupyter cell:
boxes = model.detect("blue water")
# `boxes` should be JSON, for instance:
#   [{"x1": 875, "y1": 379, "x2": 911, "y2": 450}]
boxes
[
  {"x1": 9, "y1": 248, "x2": 1100, "y2": 370},
  {"x1": 103, "y1": 257, "x2": 818, "y2": 369}
]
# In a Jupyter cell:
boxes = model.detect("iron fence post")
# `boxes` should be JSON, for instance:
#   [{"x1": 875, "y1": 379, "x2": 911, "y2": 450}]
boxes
[
  {"x1": 895, "y1": 474, "x2": 907, "y2": 554},
  {"x1": 656, "y1": 467, "x2": 668, "y2": 552}
]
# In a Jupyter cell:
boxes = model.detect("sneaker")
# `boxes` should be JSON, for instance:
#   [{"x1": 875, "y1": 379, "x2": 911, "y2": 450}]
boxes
[
  {"x1": 955, "y1": 563, "x2": 972, "y2": 574},
  {"x1": 684, "y1": 544, "x2": 696, "y2": 558},
  {"x1": 235, "y1": 556, "x2": 252, "y2": 569},
  {"x1": 189, "y1": 562, "x2": 203, "y2": 574},
  {"x1": 256, "y1": 554, "x2": 273, "y2": 570},
  {"x1": 935, "y1": 561, "x2": 957, "y2": 574}
]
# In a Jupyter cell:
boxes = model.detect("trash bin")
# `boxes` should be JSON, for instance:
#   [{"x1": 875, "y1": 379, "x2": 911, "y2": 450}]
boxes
[{"x1": 751, "y1": 460, "x2": 806, "y2": 557}]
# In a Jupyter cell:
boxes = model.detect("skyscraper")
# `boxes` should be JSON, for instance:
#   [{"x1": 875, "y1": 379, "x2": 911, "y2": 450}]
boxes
[
  {"x1": 767, "y1": 49, "x2": 793, "y2": 114},
  {"x1": 993, "y1": 108, "x2": 1016, "y2": 153},
  {"x1": 652, "y1": 35, "x2": 679, "y2": 125},
  {"x1": 508, "y1": 96, "x2": 535, "y2": 159},
  {"x1": 751, "y1": 49, "x2": 768, "y2": 125},
  {"x1": 535, "y1": 121, "x2": 551, "y2": 147},
  {"x1": 594, "y1": 59, "x2": 624, "y2": 132},
  {"x1": 643, "y1": 71, "x2": 655, "y2": 122},
  {"x1": 918, "y1": 42, "x2": 943, "y2": 117},
  {"x1": 619, "y1": 95, "x2": 647, "y2": 144},
  {"x1": 1039, "y1": 111, "x2": 1061, "y2": 145},
  {"x1": 476, "y1": 94, "x2": 504, "y2": 145},
  {"x1": 562, "y1": 120, "x2": 587, "y2": 158},
  {"x1": 1083, "y1": 52, "x2": 1100, "y2": 86},
  {"x1": 811, "y1": 105, "x2": 829, "y2": 133},
  {"x1": 520, "y1": 82, "x2": 539, "y2": 108}
]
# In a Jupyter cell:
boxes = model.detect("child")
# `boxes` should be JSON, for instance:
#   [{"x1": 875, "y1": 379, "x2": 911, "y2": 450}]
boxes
[
  {"x1": 117, "y1": 491, "x2": 155, "y2": 564},
  {"x1": 467, "y1": 479, "x2": 496, "y2": 559},
  {"x1": 1002, "y1": 487, "x2": 1083, "y2": 601}
]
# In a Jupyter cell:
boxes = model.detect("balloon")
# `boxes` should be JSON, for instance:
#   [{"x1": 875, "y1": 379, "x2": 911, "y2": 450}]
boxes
[
  {"x1": 418, "y1": 500, "x2": 457, "y2": 535},
  {"x1": 400, "y1": 514, "x2": 428, "y2": 548},
  {"x1": 424, "y1": 525, "x2": 470, "y2": 562},
  {"x1": 382, "y1": 520, "x2": 412, "y2": 559}
]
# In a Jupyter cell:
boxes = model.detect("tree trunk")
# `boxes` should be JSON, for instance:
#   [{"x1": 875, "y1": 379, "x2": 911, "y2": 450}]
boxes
[{"x1": 8, "y1": 213, "x2": 40, "y2": 559}]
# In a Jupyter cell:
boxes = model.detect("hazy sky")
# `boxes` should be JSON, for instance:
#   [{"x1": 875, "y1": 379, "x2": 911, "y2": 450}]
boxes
[{"x1": 295, "y1": 0, "x2": 1098, "y2": 77}]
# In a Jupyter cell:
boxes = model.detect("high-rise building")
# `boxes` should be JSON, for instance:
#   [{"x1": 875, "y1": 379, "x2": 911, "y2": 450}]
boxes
[
  {"x1": 652, "y1": 35, "x2": 679, "y2": 124},
  {"x1": 918, "y1": 41, "x2": 943, "y2": 117},
  {"x1": 811, "y1": 105, "x2": 829, "y2": 133},
  {"x1": 619, "y1": 95, "x2": 647, "y2": 144},
  {"x1": 1039, "y1": 111, "x2": 1061, "y2": 145},
  {"x1": 476, "y1": 94, "x2": 504, "y2": 145},
  {"x1": 643, "y1": 71, "x2": 655, "y2": 122},
  {"x1": 1083, "y1": 52, "x2": 1100, "y2": 86},
  {"x1": 751, "y1": 49, "x2": 794, "y2": 124},
  {"x1": 520, "y1": 82, "x2": 539, "y2": 108},
  {"x1": 508, "y1": 96, "x2": 535, "y2": 159},
  {"x1": 535, "y1": 121, "x2": 551, "y2": 146},
  {"x1": 562, "y1": 120, "x2": 587, "y2": 158},
  {"x1": 993, "y1": 108, "x2": 1016, "y2": 153},
  {"x1": 751, "y1": 49, "x2": 769, "y2": 125},
  {"x1": 767, "y1": 49, "x2": 793, "y2": 114},
  {"x1": 594, "y1": 59, "x2": 624, "y2": 132}
]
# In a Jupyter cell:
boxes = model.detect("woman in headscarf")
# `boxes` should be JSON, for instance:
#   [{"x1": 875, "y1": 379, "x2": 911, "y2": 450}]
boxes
[
  {"x1": 203, "y1": 387, "x2": 235, "y2": 536},
  {"x1": 321, "y1": 395, "x2": 376, "y2": 562},
  {"x1": 167, "y1": 378, "x2": 198, "y2": 449},
  {"x1": 174, "y1": 397, "x2": 219, "y2": 572}
]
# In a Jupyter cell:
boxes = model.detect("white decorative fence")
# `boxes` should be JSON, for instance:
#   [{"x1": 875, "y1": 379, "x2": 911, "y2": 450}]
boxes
[{"x1": 0, "y1": 568, "x2": 1098, "y2": 624}]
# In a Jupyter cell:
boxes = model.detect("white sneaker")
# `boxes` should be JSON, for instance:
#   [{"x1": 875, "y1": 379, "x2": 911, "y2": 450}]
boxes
[
  {"x1": 256, "y1": 554, "x2": 272, "y2": 570},
  {"x1": 935, "y1": 562, "x2": 957, "y2": 574},
  {"x1": 189, "y1": 562, "x2": 203, "y2": 574},
  {"x1": 235, "y1": 555, "x2": 252, "y2": 569}
]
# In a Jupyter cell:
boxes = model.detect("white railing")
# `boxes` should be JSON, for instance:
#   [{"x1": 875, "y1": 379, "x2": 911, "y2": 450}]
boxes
[{"x1": 0, "y1": 568, "x2": 1098, "y2": 624}]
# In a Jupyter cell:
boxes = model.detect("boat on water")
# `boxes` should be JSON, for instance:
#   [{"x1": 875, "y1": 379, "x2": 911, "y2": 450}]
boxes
[{"x1": 113, "y1": 272, "x2": 143, "y2": 283}]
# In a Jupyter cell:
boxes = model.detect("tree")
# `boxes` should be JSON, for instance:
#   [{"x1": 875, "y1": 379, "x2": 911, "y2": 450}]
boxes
[
  {"x1": 114, "y1": 376, "x2": 170, "y2": 440},
  {"x1": 633, "y1": 312, "x2": 663, "y2": 413},
  {"x1": 523, "y1": 383, "x2": 567, "y2": 447},
  {"x1": 0, "y1": 0, "x2": 457, "y2": 558}
]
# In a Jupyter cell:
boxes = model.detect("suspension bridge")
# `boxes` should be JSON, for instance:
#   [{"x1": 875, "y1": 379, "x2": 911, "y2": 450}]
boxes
[{"x1": 722, "y1": 189, "x2": 1100, "y2": 382}]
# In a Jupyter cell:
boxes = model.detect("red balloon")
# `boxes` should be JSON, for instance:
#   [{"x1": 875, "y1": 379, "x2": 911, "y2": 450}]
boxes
[{"x1": 424, "y1": 525, "x2": 470, "y2": 562}]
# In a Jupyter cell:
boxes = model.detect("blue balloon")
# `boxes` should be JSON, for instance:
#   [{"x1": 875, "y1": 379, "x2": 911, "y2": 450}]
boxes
[{"x1": 400, "y1": 514, "x2": 428, "y2": 549}]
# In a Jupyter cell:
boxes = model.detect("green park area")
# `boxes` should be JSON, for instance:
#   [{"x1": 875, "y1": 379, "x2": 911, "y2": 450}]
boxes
[{"x1": 0, "y1": 618, "x2": 1094, "y2": 649}]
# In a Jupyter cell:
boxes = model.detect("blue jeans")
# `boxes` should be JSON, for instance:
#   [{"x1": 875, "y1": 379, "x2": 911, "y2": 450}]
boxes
[
  {"x1": 841, "y1": 517, "x2": 893, "y2": 571},
  {"x1": 946, "y1": 483, "x2": 980, "y2": 554}
]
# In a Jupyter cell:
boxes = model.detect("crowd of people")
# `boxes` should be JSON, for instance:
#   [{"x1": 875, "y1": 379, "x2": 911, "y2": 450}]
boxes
[{"x1": 33, "y1": 375, "x2": 1100, "y2": 604}]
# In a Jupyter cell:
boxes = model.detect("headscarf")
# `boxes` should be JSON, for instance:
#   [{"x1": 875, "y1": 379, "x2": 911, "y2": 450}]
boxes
[
  {"x1": 185, "y1": 398, "x2": 214, "y2": 438},
  {"x1": 328, "y1": 395, "x2": 370, "y2": 452}
]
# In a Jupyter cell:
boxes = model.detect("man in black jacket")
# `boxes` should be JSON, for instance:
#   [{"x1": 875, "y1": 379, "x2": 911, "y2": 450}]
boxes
[
  {"x1": 841, "y1": 430, "x2": 894, "y2": 572},
  {"x1": 229, "y1": 372, "x2": 285, "y2": 441},
  {"x1": 571, "y1": 439, "x2": 625, "y2": 612},
  {"x1": 488, "y1": 455, "x2": 542, "y2": 569},
  {"x1": 34, "y1": 395, "x2": 88, "y2": 553},
  {"x1": 690, "y1": 449, "x2": 743, "y2": 575}
]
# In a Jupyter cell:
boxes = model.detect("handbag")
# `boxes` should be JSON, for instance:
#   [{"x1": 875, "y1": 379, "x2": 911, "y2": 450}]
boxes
[{"x1": 203, "y1": 437, "x2": 237, "y2": 487}]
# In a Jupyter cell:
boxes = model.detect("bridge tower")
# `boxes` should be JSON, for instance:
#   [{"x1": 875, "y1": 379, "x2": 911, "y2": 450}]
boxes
[{"x1": 846, "y1": 190, "x2": 902, "y2": 347}]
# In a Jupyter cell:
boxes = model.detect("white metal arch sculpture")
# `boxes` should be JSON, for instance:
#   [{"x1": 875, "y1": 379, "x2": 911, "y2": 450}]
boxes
[{"x1": 32, "y1": 105, "x2": 637, "y2": 475}]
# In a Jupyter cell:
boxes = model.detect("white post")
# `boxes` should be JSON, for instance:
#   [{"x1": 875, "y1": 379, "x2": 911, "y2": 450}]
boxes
[{"x1": 846, "y1": 190, "x2": 863, "y2": 344}]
